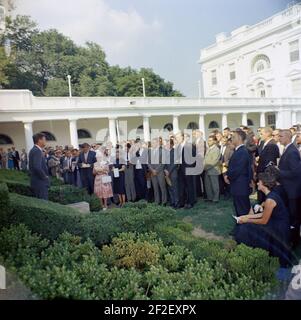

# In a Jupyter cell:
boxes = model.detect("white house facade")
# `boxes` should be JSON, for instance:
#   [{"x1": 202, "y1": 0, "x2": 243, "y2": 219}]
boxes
[
  {"x1": 0, "y1": 90, "x2": 301, "y2": 153},
  {"x1": 199, "y1": 3, "x2": 301, "y2": 98}
]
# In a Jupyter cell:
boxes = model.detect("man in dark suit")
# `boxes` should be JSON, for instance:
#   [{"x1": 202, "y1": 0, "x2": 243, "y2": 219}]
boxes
[
  {"x1": 148, "y1": 137, "x2": 167, "y2": 205},
  {"x1": 164, "y1": 138, "x2": 179, "y2": 208},
  {"x1": 176, "y1": 132, "x2": 197, "y2": 209},
  {"x1": 78, "y1": 143, "x2": 97, "y2": 195},
  {"x1": 225, "y1": 130, "x2": 252, "y2": 216},
  {"x1": 279, "y1": 129, "x2": 301, "y2": 248},
  {"x1": 256, "y1": 127, "x2": 280, "y2": 203},
  {"x1": 28, "y1": 133, "x2": 49, "y2": 200},
  {"x1": 11, "y1": 146, "x2": 20, "y2": 170}
]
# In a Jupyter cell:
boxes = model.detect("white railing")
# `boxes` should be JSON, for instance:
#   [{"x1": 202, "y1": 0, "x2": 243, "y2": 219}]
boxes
[{"x1": 0, "y1": 90, "x2": 301, "y2": 112}]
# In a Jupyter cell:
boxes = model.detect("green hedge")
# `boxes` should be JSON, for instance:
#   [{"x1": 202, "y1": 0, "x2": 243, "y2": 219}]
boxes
[
  {"x1": 4, "y1": 193, "x2": 176, "y2": 246},
  {"x1": 0, "y1": 225, "x2": 279, "y2": 300},
  {"x1": 0, "y1": 169, "x2": 101, "y2": 211},
  {"x1": 0, "y1": 183, "x2": 11, "y2": 227}
]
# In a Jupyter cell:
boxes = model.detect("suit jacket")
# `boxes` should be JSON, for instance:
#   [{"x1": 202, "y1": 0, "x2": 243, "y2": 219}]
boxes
[
  {"x1": 12, "y1": 150, "x2": 20, "y2": 161},
  {"x1": 28, "y1": 145, "x2": 49, "y2": 187},
  {"x1": 245, "y1": 132, "x2": 257, "y2": 155},
  {"x1": 257, "y1": 139, "x2": 280, "y2": 174},
  {"x1": 227, "y1": 145, "x2": 252, "y2": 196},
  {"x1": 222, "y1": 145, "x2": 234, "y2": 167},
  {"x1": 164, "y1": 147, "x2": 178, "y2": 177},
  {"x1": 148, "y1": 146, "x2": 166, "y2": 173},
  {"x1": 204, "y1": 145, "x2": 221, "y2": 175},
  {"x1": 278, "y1": 144, "x2": 301, "y2": 199},
  {"x1": 78, "y1": 150, "x2": 97, "y2": 173}
]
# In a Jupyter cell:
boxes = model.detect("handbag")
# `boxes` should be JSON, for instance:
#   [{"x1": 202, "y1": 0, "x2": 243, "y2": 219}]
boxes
[{"x1": 101, "y1": 175, "x2": 112, "y2": 184}]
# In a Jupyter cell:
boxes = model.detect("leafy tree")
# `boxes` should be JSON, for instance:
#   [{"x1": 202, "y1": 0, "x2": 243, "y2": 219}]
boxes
[{"x1": 2, "y1": 15, "x2": 183, "y2": 97}]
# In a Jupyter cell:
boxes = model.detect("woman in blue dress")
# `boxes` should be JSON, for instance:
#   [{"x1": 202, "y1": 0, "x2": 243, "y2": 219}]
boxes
[
  {"x1": 235, "y1": 171, "x2": 291, "y2": 267},
  {"x1": 7, "y1": 148, "x2": 14, "y2": 169}
]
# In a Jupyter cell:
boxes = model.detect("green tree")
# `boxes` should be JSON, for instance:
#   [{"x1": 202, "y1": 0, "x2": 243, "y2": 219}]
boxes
[{"x1": 2, "y1": 15, "x2": 183, "y2": 97}]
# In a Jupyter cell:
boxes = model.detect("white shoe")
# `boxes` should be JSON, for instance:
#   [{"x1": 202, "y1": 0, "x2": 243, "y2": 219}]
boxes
[{"x1": 102, "y1": 207, "x2": 107, "y2": 211}]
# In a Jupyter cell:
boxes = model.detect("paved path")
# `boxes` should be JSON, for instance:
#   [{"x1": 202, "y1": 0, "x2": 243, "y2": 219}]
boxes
[{"x1": 0, "y1": 270, "x2": 36, "y2": 300}]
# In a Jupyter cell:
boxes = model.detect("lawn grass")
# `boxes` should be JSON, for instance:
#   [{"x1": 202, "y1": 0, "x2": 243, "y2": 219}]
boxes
[{"x1": 175, "y1": 198, "x2": 236, "y2": 238}]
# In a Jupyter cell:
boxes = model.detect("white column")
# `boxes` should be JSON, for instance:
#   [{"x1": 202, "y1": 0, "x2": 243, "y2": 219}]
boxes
[
  {"x1": 260, "y1": 112, "x2": 266, "y2": 128},
  {"x1": 292, "y1": 111, "x2": 297, "y2": 126},
  {"x1": 242, "y1": 112, "x2": 248, "y2": 126},
  {"x1": 222, "y1": 113, "x2": 228, "y2": 129},
  {"x1": 109, "y1": 118, "x2": 117, "y2": 146},
  {"x1": 69, "y1": 119, "x2": 78, "y2": 149},
  {"x1": 23, "y1": 121, "x2": 34, "y2": 154},
  {"x1": 199, "y1": 113, "x2": 205, "y2": 134},
  {"x1": 173, "y1": 115, "x2": 180, "y2": 134},
  {"x1": 143, "y1": 116, "x2": 150, "y2": 142}
]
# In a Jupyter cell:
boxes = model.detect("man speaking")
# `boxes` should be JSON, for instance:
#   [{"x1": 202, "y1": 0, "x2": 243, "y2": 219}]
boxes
[{"x1": 28, "y1": 133, "x2": 50, "y2": 200}]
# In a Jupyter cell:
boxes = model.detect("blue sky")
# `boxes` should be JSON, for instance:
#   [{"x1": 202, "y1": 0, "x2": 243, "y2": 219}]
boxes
[{"x1": 15, "y1": 0, "x2": 293, "y2": 96}]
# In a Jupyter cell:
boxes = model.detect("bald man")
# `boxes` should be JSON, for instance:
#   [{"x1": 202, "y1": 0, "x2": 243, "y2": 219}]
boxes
[{"x1": 279, "y1": 129, "x2": 301, "y2": 248}]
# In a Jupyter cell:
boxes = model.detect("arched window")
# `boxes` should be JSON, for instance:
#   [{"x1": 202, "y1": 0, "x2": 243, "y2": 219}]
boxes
[
  {"x1": 136, "y1": 125, "x2": 144, "y2": 134},
  {"x1": 247, "y1": 119, "x2": 254, "y2": 126},
  {"x1": 187, "y1": 122, "x2": 199, "y2": 130},
  {"x1": 208, "y1": 121, "x2": 219, "y2": 129},
  {"x1": 77, "y1": 129, "x2": 92, "y2": 139},
  {"x1": 251, "y1": 54, "x2": 271, "y2": 73},
  {"x1": 163, "y1": 123, "x2": 173, "y2": 132},
  {"x1": 0, "y1": 134, "x2": 13, "y2": 145},
  {"x1": 40, "y1": 131, "x2": 56, "y2": 141}
]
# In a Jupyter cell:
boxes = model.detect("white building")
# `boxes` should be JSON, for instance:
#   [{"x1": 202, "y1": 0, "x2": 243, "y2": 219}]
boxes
[
  {"x1": 0, "y1": 3, "x2": 301, "y2": 153},
  {"x1": 199, "y1": 3, "x2": 301, "y2": 99}
]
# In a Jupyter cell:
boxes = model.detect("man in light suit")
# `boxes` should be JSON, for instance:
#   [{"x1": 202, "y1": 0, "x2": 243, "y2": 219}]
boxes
[
  {"x1": 279, "y1": 129, "x2": 301, "y2": 248},
  {"x1": 148, "y1": 137, "x2": 167, "y2": 205},
  {"x1": 225, "y1": 130, "x2": 252, "y2": 216},
  {"x1": 78, "y1": 143, "x2": 97, "y2": 195},
  {"x1": 204, "y1": 136, "x2": 221, "y2": 203},
  {"x1": 28, "y1": 133, "x2": 49, "y2": 200}
]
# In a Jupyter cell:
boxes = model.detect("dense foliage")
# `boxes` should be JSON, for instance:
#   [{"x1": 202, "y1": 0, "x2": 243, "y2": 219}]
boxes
[
  {"x1": 0, "y1": 225, "x2": 279, "y2": 300},
  {"x1": 0, "y1": 171, "x2": 280, "y2": 300},
  {"x1": 0, "y1": 169, "x2": 101, "y2": 211},
  {"x1": 0, "y1": 15, "x2": 183, "y2": 97}
]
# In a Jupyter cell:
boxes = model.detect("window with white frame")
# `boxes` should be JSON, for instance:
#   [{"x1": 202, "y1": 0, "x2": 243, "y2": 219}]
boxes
[
  {"x1": 251, "y1": 54, "x2": 271, "y2": 73},
  {"x1": 292, "y1": 78, "x2": 301, "y2": 95},
  {"x1": 289, "y1": 40, "x2": 299, "y2": 63},
  {"x1": 211, "y1": 70, "x2": 217, "y2": 86},
  {"x1": 229, "y1": 63, "x2": 236, "y2": 80}
]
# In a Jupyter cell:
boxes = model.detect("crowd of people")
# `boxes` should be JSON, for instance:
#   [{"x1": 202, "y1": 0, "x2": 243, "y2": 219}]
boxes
[{"x1": 1, "y1": 123, "x2": 301, "y2": 267}]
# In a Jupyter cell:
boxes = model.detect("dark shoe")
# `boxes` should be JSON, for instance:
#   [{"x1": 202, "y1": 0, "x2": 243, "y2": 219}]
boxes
[{"x1": 185, "y1": 204, "x2": 193, "y2": 209}]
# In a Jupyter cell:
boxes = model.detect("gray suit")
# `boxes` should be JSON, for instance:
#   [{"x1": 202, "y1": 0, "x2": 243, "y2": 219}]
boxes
[
  {"x1": 29, "y1": 145, "x2": 49, "y2": 200},
  {"x1": 124, "y1": 153, "x2": 136, "y2": 201},
  {"x1": 148, "y1": 147, "x2": 167, "y2": 205},
  {"x1": 204, "y1": 145, "x2": 221, "y2": 202}
]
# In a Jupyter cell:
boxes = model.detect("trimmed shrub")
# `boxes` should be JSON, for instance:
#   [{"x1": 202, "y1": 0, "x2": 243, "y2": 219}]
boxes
[
  {"x1": 0, "y1": 183, "x2": 12, "y2": 227},
  {"x1": 0, "y1": 169, "x2": 101, "y2": 211},
  {"x1": 0, "y1": 225, "x2": 279, "y2": 300},
  {"x1": 7, "y1": 193, "x2": 177, "y2": 245}
]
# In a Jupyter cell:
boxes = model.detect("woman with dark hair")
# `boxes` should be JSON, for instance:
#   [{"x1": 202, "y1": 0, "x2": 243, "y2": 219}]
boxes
[{"x1": 235, "y1": 172, "x2": 291, "y2": 267}]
